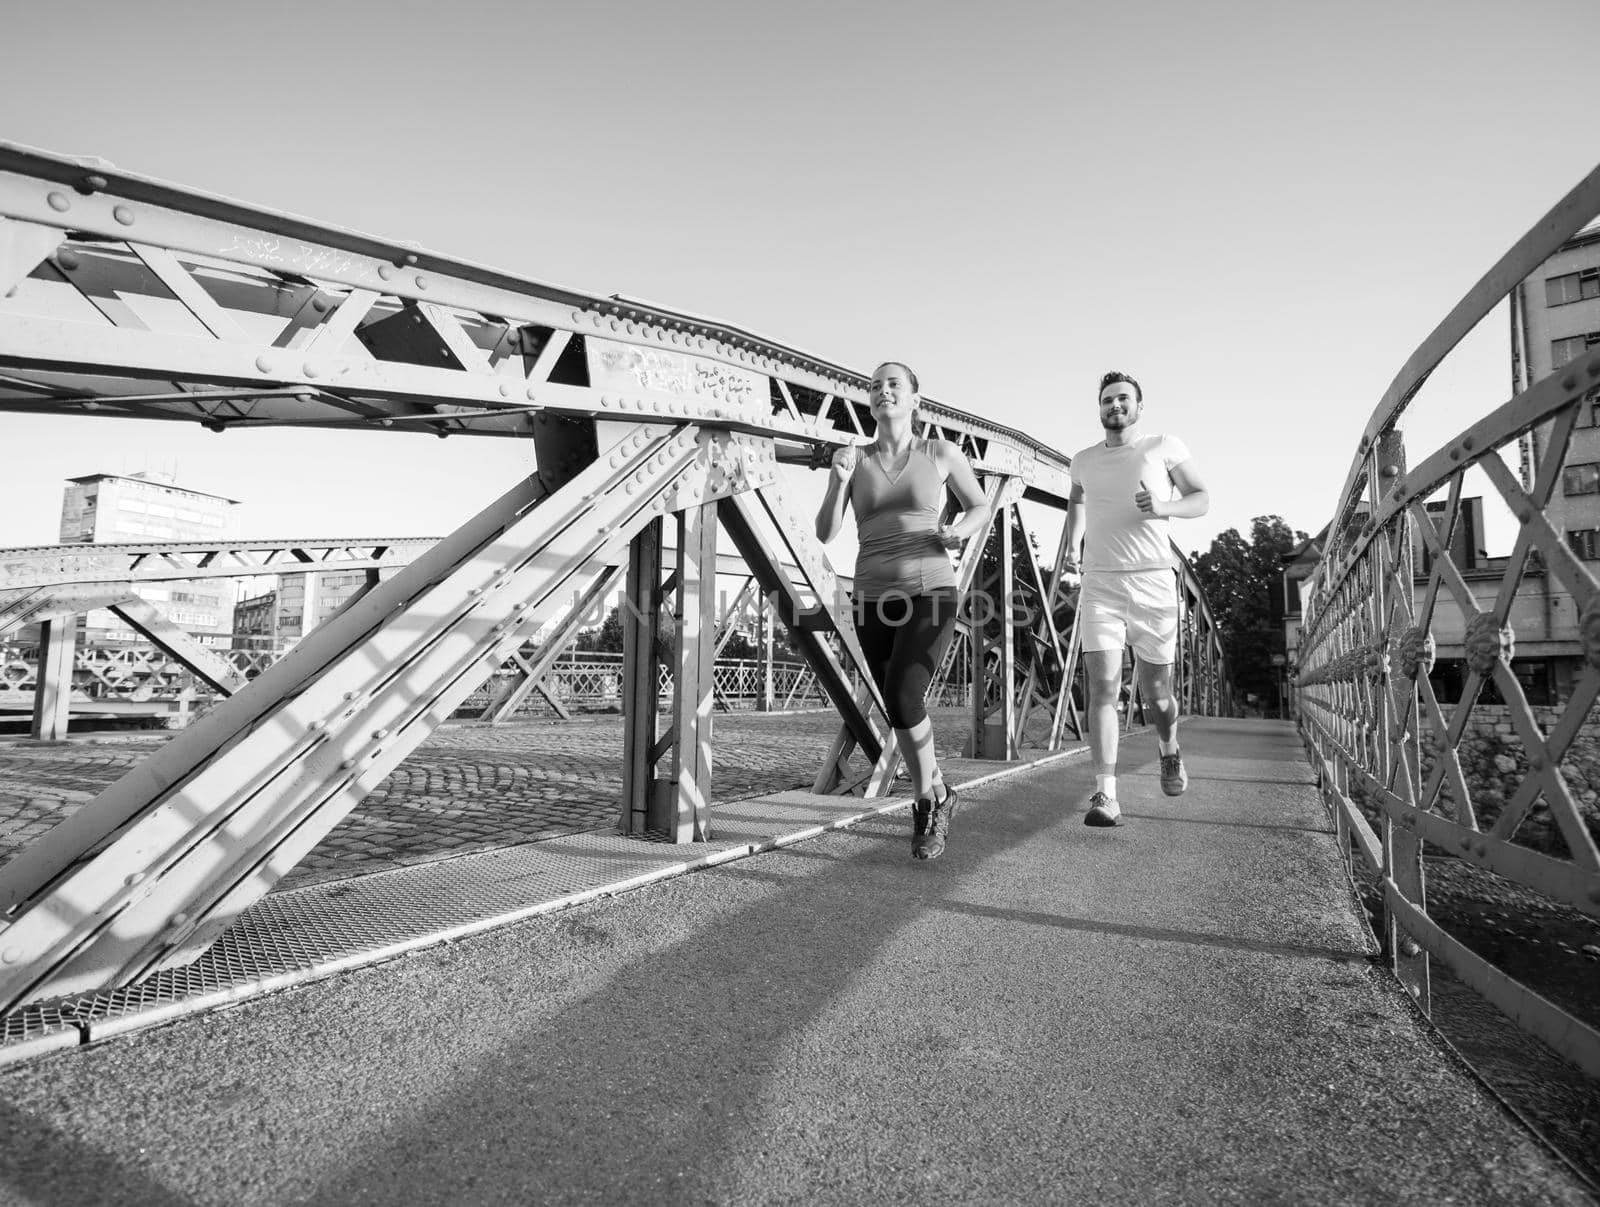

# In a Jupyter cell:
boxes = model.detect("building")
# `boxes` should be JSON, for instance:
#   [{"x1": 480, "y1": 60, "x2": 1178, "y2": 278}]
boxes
[
  {"x1": 59, "y1": 471, "x2": 242, "y2": 645},
  {"x1": 231, "y1": 570, "x2": 378, "y2": 651},
  {"x1": 1511, "y1": 215, "x2": 1600, "y2": 546}
]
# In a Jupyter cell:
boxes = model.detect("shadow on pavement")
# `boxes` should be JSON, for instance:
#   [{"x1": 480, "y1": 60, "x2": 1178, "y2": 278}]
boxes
[
  {"x1": 296, "y1": 776, "x2": 1072, "y2": 1204},
  {"x1": 0, "y1": 1101, "x2": 200, "y2": 1207}
]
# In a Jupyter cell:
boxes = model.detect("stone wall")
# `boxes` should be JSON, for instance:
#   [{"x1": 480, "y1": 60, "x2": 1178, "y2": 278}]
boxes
[{"x1": 1415, "y1": 704, "x2": 1600, "y2": 855}]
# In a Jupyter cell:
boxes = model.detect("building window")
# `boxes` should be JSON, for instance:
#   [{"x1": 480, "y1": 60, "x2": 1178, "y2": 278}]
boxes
[
  {"x1": 1582, "y1": 386, "x2": 1600, "y2": 427},
  {"x1": 1553, "y1": 331, "x2": 1600, "y2": 368},
  {"x1": 1569, "y1": 529, "x2": 1600, "y2": 559},
  {"x1": 1563, "y1": 462, "x2": 1600, "y2": 495},
  {"x1": 1546, "y1": 268, "x2": 1600, "y2": 307}
]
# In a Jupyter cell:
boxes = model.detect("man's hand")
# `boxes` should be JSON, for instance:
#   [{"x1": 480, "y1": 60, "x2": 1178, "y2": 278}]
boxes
[
  {"x1": 1059, "y1": 562, "x2": 1082, "y2": 591},
  {"x1": 1134, "y1": 478, "x2": 1167, "y2": 518},
  {"x1": 831, "y1": 444, "x2": 861, "y2": 483}
]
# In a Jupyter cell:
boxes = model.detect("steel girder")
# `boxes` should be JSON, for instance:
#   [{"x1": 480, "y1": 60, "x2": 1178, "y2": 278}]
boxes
[
  {"x1": 0, "y1": 142, "x2": 1070, "y2": 503},
  {"x1": 0, "y1": 142, "x2": 1241, "y2": 1016},
  {"x1": 0, "y1": 420, "x2": 716, "y2": 1011}
]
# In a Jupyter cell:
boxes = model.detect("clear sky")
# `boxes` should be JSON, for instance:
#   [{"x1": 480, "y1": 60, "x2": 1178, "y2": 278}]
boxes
[{"x1": 1, "y1": 0, "x2": 1595, "y2": 562}]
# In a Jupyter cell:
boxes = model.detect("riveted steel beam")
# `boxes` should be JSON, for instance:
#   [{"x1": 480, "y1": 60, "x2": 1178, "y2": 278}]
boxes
[
  {"x1": 0, "y1": 142, "x2": 1072, "y2": 498},
  {"x1": 0, "y1": 420, "x2": 705, "y2": 1012}
]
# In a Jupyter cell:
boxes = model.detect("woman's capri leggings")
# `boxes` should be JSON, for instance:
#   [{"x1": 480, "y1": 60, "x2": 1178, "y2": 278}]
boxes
[{"x1": 852, "y1": 588, "x2": 959, "y2": 728}]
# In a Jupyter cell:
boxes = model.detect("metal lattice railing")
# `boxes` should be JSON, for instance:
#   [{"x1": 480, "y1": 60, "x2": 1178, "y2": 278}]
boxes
[
  {"x1": 1295, "y1": 163, "x2": 1600, "y2": 1079},
  {"x1": 0, "y1": 639, "x2": 830, "y2": 717}
]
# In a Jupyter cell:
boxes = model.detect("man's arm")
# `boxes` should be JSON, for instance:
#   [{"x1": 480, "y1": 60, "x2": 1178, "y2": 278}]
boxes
[
  {"x1": 1061, "y1": 480, "x2": 1086, "y2": 585},
  {"x1": 1136, "y1": 459, "x2": 1210, "y2": 520}
]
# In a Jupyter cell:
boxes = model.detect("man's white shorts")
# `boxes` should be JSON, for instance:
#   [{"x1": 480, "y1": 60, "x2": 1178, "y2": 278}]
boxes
[{"x1": 1077, "y1": 569, "x2": 1178, "y2": 664}]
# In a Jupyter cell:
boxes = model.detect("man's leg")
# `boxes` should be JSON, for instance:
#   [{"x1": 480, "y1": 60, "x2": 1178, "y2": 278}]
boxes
[
  {"x1": 1138, "y1": 659, "x2": 1187, "y2": 795},
  {"x1": 1135, "y1": 658, "x2": 1178, "y2": 747},
  {"x1": 1130, "y1": 573, "x2": 1186, "y2": 797},
  {"x1": 1083, "y1": 648, "x2": 1125, "y2": 825}
]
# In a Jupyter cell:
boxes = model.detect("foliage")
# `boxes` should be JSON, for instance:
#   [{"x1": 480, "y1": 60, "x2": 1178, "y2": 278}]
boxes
[{"x1": 1189, "y1": 515, "x2": 1305, "y2": 714}]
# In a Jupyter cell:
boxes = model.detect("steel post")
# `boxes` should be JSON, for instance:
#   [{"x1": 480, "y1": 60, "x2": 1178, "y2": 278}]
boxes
[{"x1": 29, "y1": 615, "x2": 74, "y2": 740}]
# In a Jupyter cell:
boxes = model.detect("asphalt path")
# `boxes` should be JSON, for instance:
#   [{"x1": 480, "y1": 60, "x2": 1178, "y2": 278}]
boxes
[{"x1": 0, "y1": 719, "x2": 1589, "y2": 1205}]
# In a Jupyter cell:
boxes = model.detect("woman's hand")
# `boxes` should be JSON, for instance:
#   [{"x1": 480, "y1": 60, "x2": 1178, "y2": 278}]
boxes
[
  {"x1": 831, "y1": 444, "x2": 860, "y2": 483},
  {"x1": 936, "y1": 522, "x2": 963, "y2": 550}
]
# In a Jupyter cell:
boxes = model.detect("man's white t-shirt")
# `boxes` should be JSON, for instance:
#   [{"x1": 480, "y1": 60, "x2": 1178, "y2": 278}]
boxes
[{"x1": 1071, "y1": 433, "x2": 1192, "y2": 573}]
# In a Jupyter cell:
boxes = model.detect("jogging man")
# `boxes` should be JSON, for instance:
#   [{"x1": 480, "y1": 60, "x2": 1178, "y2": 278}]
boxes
[{"x1": 1061, "y1": 371, "x2": 1210, "y2": 826}]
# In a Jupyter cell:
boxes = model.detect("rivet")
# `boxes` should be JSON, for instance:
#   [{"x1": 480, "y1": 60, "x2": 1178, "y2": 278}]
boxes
[
  {"x1": 46, "y1": 190, "x2": 71, "y2": 212},
  {"x1": 499, "y1": 383, "x2": 511, "y2": 397},
  {"x1": 170, "y1": 912, "x2": 189, "y2": 926},
  {"x1": 571, "y1": 310, "x2": 585, "y2": 323},
  {"x1": 1449, "y1": 449, "x2": 1460, "y2": 462},
  {"x1": 311, "y1": 296, "x2": 331, "y2": 313},
  {"x1": 1531, "y1": 757, "x2": 1544, "y2": 771},
  {"x1": 303, "y1": 362, "x2": 321, "y2": 378},
  {"x1": 0, "y1": 948, "x2": 21, "y2": 966},
  {"x1": 415, "y1": 275, "x2": 429, "y2": 291},
  {"x1": 1460, "y1": 836, "x2": 1472, "y2": 850},
  {"x1": 377, "y1": 264, "x2": 395, "y2": 280},
  {"x1": 526, "y1": 386, "x2": 539, "y2": 400},
  {"x1": 371, "y1": 728, "x2": 388, "y2": 740},
  {"x1": 112, "y1": 205, "x2": 134, "y2": 225},
  {"x1": 341, "y1": 758, "x2": 356, "y2": 770},
  {"x1": 255, "y1": 354, "x2": 276, "y2": 374},
  {"x1": 56, "y1": 250, "x2": 80, "y2": 272},
  {"x1": 1461, "y1": 436, "x2": 1475, "y2": 451},
  {"x1": 1381, "y1": 465, "x2": 1399, "y2": 478},
  {"x1": 309, "y1": 718, "x2": 326, "y2": 731},
  {"x1": 124, "y1": 872, "x2": 144, "y2": 886},
  {"x1": 344, "y1": 691, "x2": 360, "y2": 701},
  {"x1": 401, "y1": 253, "x2": 418, "y2": 266},
  {"x1": 82, "y1": 174, "x2": 108, "y2": 192}
]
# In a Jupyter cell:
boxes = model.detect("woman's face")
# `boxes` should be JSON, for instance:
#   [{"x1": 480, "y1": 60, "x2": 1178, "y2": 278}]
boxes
[{"x1": 869, "y1": 364, "x2": 918, "y2": 422}]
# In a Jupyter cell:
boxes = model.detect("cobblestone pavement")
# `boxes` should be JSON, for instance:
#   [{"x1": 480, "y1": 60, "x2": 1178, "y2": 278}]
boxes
[{"x1": 0, "y1": 707, "x2": 985, "y2": 893}]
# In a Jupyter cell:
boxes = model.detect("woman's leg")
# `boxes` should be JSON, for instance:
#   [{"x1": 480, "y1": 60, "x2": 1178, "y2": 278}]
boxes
[{"x1": 884, "y1": 589, "x2": 959, "y2": 800}]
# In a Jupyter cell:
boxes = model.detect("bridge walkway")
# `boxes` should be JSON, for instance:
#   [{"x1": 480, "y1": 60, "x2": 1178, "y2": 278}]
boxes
[{"x1": 0, "y1": 718, "x2": 1590, "y2": 1205}]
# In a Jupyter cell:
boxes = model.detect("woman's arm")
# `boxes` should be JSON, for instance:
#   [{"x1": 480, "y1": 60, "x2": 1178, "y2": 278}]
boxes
[
  {"x1": 933, "y1": 440, "x2": 992, "y2": 548},
  {"x1": 815, "y1": 444, "x2": 859, "y2": 542}
]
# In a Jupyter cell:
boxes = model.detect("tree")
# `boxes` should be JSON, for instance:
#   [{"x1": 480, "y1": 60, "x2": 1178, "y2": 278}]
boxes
[{"x1": 1190, "y1": 515, "x2": 1305, "y2": 715}]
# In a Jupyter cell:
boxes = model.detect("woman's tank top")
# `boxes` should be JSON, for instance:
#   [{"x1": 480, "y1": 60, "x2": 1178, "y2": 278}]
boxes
[{"x1": 849, "y1": 438, "x2": 957, "y2": 598}]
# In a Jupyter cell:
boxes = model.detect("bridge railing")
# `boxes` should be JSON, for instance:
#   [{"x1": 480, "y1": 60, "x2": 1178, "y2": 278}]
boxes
[
  {"x1": 0, "y1": 639, "x2": 841, "y2": 717},
  {"x1": 1295, "y1": 164, "x2": 1600, "y2": 1079}
]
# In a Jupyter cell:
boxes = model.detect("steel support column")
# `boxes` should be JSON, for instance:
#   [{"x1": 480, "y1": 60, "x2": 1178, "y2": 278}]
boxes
[
  {"x1": 29, "y1": 615, "x2": 74, "y2": 740},
  {"x1": 621, "y1": 519, "x2": 667, "y2": 837},
  {"x1": 970, "y1": 489, "x2": 1018, "y2": 760},
  {"x1": 664, "y1": 501, "x2": 719, "y2": 841}
]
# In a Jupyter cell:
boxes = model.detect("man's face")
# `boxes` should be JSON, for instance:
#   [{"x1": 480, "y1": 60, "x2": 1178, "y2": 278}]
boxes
[{"x1": 1098, "y1": 382, "x2": 1141, "y2": 431}]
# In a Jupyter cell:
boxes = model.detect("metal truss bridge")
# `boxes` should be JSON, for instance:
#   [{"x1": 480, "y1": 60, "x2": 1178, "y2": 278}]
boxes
[
  {"x1": 1, "y1": 139, "x2": 1599, "y2": 1194},
  {"x1": 0, "y1": 142, "x2": 1230, "y2": 1022}
]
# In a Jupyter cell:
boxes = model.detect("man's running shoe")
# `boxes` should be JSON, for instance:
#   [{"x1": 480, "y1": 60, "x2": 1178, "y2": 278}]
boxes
[
  {"x1": 1083, "y1": 791, "x2": 1121, "y2": 827},
  {"x1": 1159, "y1": 751, "x2": 1188, "y2": 797}
]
